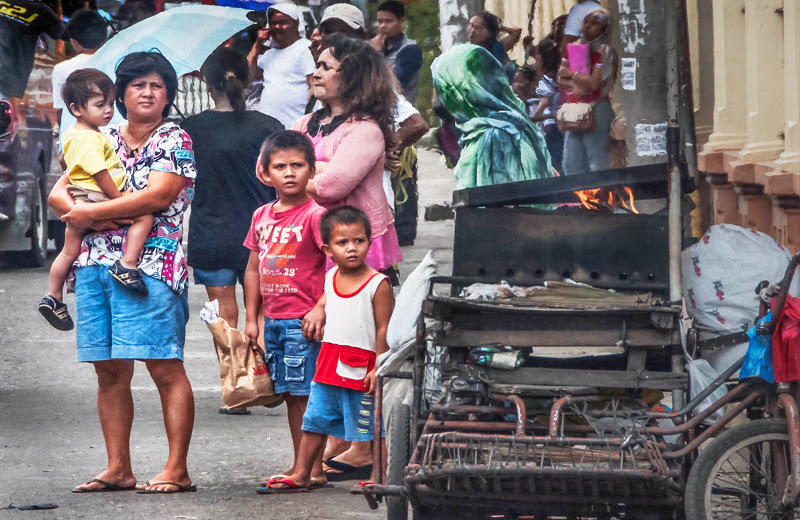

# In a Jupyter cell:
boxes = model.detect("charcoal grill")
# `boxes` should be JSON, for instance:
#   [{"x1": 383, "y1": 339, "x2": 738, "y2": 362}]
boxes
[{"x1": 364, "y1": 163, "x2": 692, "y2": 520}]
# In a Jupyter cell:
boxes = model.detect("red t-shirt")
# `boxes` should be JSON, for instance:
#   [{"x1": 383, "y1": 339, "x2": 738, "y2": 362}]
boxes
[{"x1": 243, "y1": 198, "x2": 326, "y2": 319}]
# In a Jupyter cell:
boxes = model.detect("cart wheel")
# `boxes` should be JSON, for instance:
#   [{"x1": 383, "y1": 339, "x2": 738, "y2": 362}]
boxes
[
  {"x1": 387, "y1": 403, "x2": 411, "y2": 520},
  {"x1": 685, "y1": 418, "x2": 798, "y2": 520}
]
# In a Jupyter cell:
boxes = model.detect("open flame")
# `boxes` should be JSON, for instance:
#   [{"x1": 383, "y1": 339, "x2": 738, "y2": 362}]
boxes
[{"x1": 574, "y1": 186, "x2": 639, "y2": 214}]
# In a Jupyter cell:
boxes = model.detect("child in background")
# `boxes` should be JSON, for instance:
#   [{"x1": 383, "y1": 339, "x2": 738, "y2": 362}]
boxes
[
  {"x1": 511, "y1": 65, "x2": 539, "y2": 117},
  {"x1": 532, "y1": 38, "x2": 564, "y2": 175},
  {"x1": 39, "y1": 69, "x2": 153, "y2": 331},
  {"x1": 259, "y1": 206, "x2": 394, "y2": 493},
  {"x1": 243, "y1": 130, "x2": 329, "y2": 491}
]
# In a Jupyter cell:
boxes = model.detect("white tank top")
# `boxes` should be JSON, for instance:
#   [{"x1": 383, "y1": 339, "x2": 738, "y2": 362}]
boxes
[{"x1": 322, "y1": 267, "x2": 389, "y2": 353}]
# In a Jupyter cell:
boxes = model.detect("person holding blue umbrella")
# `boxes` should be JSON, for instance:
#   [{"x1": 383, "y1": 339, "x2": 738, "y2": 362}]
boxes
[{"x1": 49, "y1": 51, "x2": 198, "y2": 495}]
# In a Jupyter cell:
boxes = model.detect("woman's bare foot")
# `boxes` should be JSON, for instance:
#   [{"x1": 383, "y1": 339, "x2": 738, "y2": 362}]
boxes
[
  {"x1": 322, "y1": 436, "x2": 350, "y2": 461},
  {"x1": 322, "y1": 443, "x2": 373, "y2": 474},
  {"x1": 137, "y1": 470, "x2": 192, "y2": 492},
  {"x1": 73, "y1": 469, "x2": 137, "y2": 492}
]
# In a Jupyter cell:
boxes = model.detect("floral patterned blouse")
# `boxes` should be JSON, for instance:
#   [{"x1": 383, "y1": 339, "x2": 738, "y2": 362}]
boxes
[{"x1": 76, "y1": 122, "x2": 196, "y2": 294}]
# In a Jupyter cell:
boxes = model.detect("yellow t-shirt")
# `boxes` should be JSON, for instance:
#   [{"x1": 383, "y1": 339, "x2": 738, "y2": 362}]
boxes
[{"x1": 63, "y1": 126, "x2": 126, "y2": 192}]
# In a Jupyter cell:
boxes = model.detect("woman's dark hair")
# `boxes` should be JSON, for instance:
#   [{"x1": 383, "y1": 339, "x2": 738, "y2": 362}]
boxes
[
  {"x1": 476, "y1": 11, "x2": 500, "y2": 50},
  {"x1": 201, "y1": 47, "x2": 248, "y2": 113},
  {"x1": 259, "y1": 130, "x2": 316, "y2": 170},
  {"x1": 114, "y1": 51, "x2": 178, "y2": 119},
  {"x1": 536, "y1": 37, "x2": 561, "y2": 74},
  {"x1": 320, "y1": 205, "x2": 372, "y2": 244},
  {"x1": 62, "y1": 68, "x2": 115, "y2": 117},
  {"x1": 66, "y1": 9, "x2": 108, "y2": 50},
  {"x1": 320, "y1": 34, "x2": 397, "y2": 151}
]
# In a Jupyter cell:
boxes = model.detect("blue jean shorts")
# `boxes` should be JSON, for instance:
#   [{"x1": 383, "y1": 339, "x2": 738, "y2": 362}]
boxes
[
  {"x1": 263, "y1": 317, "x2": 320, "y2": 396},
  {"x1": 74, "y1": 266, "x2": 189, "y2": 363},
  {"x1": 192, "y1": 266, "x2": 245, "y2": 287},
  {"x1": 302, "y1": 381, "x2": 383, "y2": 442}
]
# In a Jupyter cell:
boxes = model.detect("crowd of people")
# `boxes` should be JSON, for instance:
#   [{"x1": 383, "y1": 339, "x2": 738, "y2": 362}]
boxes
[{"x1": 20, "y1": 0, "x2": 621, "y2": 497}]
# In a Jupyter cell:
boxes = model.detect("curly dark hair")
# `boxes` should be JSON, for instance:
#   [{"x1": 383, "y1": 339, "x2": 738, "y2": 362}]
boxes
[{"x1": 319, "y1": 34, "x2": 397, "y2": 151}]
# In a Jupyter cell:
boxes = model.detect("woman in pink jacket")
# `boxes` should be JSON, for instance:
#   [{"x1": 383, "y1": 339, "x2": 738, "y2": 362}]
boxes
[{"x1": 292, "y1": 34, "x2": 402, "y2": 284}]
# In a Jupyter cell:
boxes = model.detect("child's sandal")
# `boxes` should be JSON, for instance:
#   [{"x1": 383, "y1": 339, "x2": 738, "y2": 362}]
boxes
[
  {"x1": 38, "y1": 295, "x2": 74, "y2": 331},
  {"x1": 109, "y1": 260, "x2": 149, "y2": 296}
]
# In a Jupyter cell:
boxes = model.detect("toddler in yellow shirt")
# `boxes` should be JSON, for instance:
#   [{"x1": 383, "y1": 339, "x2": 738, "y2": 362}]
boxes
[{"x1": 39, "y1": 69, "x2": 153, "y2": 331}]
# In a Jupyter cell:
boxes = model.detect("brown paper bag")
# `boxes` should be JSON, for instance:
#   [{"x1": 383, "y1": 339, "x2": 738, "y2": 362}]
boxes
[{"x1": 205, "y1": 318, "x2": 282, "y2": 409}]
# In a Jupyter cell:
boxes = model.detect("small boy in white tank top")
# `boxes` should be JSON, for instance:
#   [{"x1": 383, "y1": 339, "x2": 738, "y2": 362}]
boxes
[{"x1": 259, "y1": 206, "x2": 394, "y2": 493}]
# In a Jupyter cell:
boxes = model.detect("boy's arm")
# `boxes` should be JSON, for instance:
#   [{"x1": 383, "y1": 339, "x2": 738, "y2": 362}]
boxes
[
  {"x1": 302, "y1": 293, "x2": 326, "y2": 342},
  {"x1": 364, "y1": 280, "x2": 395, "y2": 394},
  {"x1": 243, "y1": 251, "x2": 263, "y2": 345},
  {"x1": 93, "y1": 169, "x2": 123, "y2": 199}
]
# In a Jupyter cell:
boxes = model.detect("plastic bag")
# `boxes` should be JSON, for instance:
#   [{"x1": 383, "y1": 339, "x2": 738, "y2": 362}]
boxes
[
  {"x1": 201, "y1": 300, "x2": 281, "y2": 409},
  {"x1": 739, "y1": 312, "x2": 775, "y2": 383},
  {"x1": 686, "y1": 356, "x2": 728, "y2": 425}
]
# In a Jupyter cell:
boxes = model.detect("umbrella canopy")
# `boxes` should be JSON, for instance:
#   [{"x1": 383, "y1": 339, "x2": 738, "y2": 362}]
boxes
[
  {"x1": 85, "y1": 4, "x2": 253, "y2": 79},
  {"x1": 57, "y1": 4, "x2": 253, "y2": 145}
]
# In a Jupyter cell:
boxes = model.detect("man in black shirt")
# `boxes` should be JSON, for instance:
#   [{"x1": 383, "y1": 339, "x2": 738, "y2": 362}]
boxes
[{"x1": 0, "y1": 0, "x2": 65, "y2": 98}]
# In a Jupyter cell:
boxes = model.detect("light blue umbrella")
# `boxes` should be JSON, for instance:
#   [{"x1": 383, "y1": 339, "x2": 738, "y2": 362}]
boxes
[{"x1": 59, "y1": 4, "x2": 253, "y2": 144}]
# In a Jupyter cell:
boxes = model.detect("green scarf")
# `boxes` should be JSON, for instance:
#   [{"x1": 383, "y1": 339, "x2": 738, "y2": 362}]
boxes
[{"x1": 432, "y1": 44, "x2": 553, "y2": 189}]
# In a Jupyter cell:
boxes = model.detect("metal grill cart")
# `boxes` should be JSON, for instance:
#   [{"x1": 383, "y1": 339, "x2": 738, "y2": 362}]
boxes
[{"x1": 363, "y1": 162, "x2": 800, "y2": 519}]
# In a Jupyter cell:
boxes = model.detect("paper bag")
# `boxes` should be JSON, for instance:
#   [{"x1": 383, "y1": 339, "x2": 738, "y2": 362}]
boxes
[{"x1": 205, "y1": 316, "x2": 282, "y2": 409}]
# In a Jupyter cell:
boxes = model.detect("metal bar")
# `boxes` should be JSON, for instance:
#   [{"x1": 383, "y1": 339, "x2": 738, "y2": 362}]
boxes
[
  {"x1": 373, "y1": 376, "x2": 384, "y2": 485},
  {"x1": 431, "y1": 404, "x2": 514, "y2": 415},
  {"x1": 662, "y1": 390, "x2": 763, "y2": 458},
  {"x1": 418, "y1": 432, "x2": 627, "y2": 446},
  {"x1": 451, "y1": 163, "x2": 670, "y2": 207},
  {"x1": 490, "y1": 393, "x2": 527, "y2": 436},
  {"x1": 670, "y1": 356, "x2": 746, "y2": 416},
  {"x1": 549, "y1": 395, "x2": 605, "y2": 437},
  {"x1": 777, "y1": 390, "x2": 800, "y2": 507}
]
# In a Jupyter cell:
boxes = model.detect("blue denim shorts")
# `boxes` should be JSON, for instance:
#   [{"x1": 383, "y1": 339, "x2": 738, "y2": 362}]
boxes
[
  {"x1": 74, "y1": 266, "x2": 189, "y2": 363},
  {"x1": 263, "y1": 317, "x2": 320, "y2": 396},
  {"x1": 302, "y1": 381, "x2": 383, "y2": 442},
  {"x1": 192, "y1": 266, "x2": 245, "y2": 287}
]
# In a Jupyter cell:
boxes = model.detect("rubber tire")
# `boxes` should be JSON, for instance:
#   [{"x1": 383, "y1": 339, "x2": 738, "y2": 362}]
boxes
[
  {"x1": 10, "y1": 172, "x2": 48, "y2": 267},
  {"x1": 685, "y1": 418, "x2": 797, "y2": 520},
  {"x1": 387, "y1": 403, "x2": 410, "y2": 520}
]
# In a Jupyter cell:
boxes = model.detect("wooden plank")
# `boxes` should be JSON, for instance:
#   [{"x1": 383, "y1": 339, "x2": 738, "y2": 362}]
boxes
[
  {"x1": 449, "y1": 364, "x2": 688, "y2": 390},
  {"x1": 438, "y1": 329, "x2": 677, "y2": 348}
]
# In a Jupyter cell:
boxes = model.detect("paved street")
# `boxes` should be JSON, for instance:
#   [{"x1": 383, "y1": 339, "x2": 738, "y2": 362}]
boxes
[{"x1": 0, "y1": 148, "x2": 455, "y2": 519}]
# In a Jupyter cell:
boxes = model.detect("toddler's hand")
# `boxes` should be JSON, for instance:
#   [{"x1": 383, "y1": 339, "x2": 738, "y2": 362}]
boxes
[
  {"x1": 363, "y1": 370, "x2": 377, "y2": 395},
  {"x1": 244, "y1": 320, "x2": 259, "y2": 347},
  {"x1": 301, "y1": 307, "x2": 325, "y2": 341}
]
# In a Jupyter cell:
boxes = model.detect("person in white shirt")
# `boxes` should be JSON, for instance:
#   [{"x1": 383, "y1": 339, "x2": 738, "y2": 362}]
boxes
[
  {"x1": 248, "y1": 3, "x2": 316, "y2": 129},
  {"x1": 51, "y1": 9, "x2": 108, "y2": 145},
  {"x1": 559, "y1": 0, "x2": 602, "y2": 55}
]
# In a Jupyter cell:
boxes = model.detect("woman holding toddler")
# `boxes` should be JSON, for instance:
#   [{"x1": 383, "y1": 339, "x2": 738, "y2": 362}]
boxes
[{"x1": 49, "y1": 51, "x2": 198, "y2": 495}]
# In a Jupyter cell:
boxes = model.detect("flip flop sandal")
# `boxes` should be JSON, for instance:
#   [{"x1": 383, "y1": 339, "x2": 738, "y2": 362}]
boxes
[
  {"x1": 255, "y1": 477, "x2": 310, "y2": 494},
  {"x1": 72, "y1": 478, "x2": 137, "y2": 493},
  {"x1": 323, "y1": 458, "x2": 373, "y2": 482},
  {"x1": 136, "y1": 481, "x2": 197, "y2": 494},
  {"x1": 38, "y1": 295, "x2": 74, "y2": 331},
  {"x1": 349, "y1": 480, "x2": 374, "y2": 495},
  {"x1": 108, "y1": 260, "x2": 149, "y2": 296}
]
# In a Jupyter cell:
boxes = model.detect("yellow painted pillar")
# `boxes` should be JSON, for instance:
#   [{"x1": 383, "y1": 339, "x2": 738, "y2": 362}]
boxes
[
  {"x1": 726, "y1": 0, "x2": 785, "y2": 183},
  {"x1": 700, "y1": 0, "x2": 747, "y2": 158},
  {"x1": 773, "y1": 0, "x2": 800, "y2": 174}
]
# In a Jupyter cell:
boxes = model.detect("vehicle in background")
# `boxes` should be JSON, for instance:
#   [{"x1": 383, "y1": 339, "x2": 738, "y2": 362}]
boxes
[{"x1": 0, "y1": 52, "x2": 64, "y2": 266}]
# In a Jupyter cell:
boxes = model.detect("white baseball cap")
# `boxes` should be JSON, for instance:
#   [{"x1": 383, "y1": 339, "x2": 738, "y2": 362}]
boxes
[{"x1": 320, "y1": 3, "x2": 365, "y2": 31}]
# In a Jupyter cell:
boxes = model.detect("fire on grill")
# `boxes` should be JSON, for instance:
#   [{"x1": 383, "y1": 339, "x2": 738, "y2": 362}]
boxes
[{"x1": 574, "y1": 186, "x2": 639, "y2": 214}]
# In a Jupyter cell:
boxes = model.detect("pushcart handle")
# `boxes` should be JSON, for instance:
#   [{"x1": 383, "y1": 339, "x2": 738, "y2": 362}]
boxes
[{"x1": 757, "y1": 252, "x2": 800, "y2": 335}]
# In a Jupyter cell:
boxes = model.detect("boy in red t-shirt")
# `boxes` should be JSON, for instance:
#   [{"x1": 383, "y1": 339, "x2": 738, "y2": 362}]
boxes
[
  {"x1": 258, "y1": 206, "x2": 395, "y2": 494},
  {"x1": 244, "y1": 130, "x2": 328, "y2": 491}
]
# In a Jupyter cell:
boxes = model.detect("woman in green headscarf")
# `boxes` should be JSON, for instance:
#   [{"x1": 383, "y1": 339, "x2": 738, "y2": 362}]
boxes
[{"x1": 432, "y1": 44, "x2": 553, "y2": 189}]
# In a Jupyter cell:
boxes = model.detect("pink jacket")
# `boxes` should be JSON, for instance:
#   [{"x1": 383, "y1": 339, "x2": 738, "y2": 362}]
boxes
[{"x1": 293, "y1": 114, "x2": 394, "y2": 237}]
